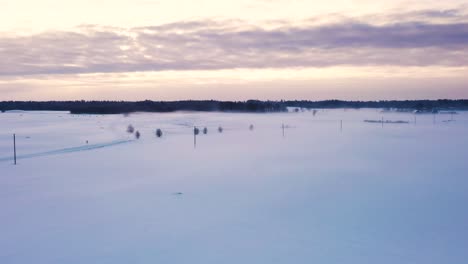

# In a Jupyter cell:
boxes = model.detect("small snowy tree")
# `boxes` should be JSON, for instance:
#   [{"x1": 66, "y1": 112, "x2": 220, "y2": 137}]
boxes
[
  {"x1": 127, "y1": 124, "x2": 135, "y2": 133},
  {"x1": 194, "y1": 127, "x2": 200, "y2": 135},
  {"x1": 156, "y1": 129, "x2": 163, "y2": 138},
  {"x1": 135, "y1": 131, "x2": 141, "y2": 139},
  {"x1": 218, "y1": 126, "x2": 223, "y2": 133},
  {"x1": 203, "y1": 127, "x2": 208, "y2": 134},
  {"x1": 249, "y1": 124, "x2": 254, "y2": 131}
]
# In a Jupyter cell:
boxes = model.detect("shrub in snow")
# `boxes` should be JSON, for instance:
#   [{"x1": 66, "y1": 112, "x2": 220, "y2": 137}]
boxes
[
  {"x1": 127, "y1": 125, "x2": 135, "y2": 133},
  {"x1": 203, "y1": 127, "x2": 208, "y2": 134},
  {"x1": 156, "y1": 129, "x2": 163, "y2": 138},
  {"x1": 218, "y1": 126, "x2": 223, "y2": 133},
  {"x1": 194, "y1": 127, "x2": 200, "y2": 135},
  {"x1": 135, "y1": 131, "x2": 141, "y2": 139},
  {"x1": 249, "y1": 124, "x2": 254, "y2": 131}
]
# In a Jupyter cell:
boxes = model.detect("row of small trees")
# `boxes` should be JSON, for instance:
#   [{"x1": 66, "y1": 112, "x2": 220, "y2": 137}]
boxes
[
  {"x1": 127, "y1": 124, "x2": 257, "y2": 139},
  {"x1": 194, "y1": 126, "x2": 222, "y2": 135}
]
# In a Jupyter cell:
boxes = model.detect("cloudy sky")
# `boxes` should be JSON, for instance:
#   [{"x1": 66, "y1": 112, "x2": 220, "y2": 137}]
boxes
[{"x1": 1, "y1": 0, "x2": 467, "y2": 100}]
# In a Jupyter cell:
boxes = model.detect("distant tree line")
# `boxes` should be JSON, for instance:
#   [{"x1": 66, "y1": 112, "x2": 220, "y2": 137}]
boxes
[
  {"x1": 284, "y1": 99, "x2": 468, "y2": 111},
  {"x1": 0, "y1": 100, "x2": 285, "y2": 114},
  {"x1": 0, "y1": 99, "x2": 467, "y2": 114}
]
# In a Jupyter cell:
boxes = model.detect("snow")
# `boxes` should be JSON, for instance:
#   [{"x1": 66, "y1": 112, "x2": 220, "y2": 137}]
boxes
[{"x1": 1, "y1": 109, "x2": 468, "y2": 264}]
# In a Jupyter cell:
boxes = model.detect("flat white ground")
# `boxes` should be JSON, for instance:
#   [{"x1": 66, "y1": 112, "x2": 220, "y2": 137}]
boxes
[{"x1": 1, "y1": 109, "x2": 467, "y2": 264}]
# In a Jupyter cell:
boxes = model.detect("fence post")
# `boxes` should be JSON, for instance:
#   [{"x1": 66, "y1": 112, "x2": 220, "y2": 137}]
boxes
[{"x1": 13, "y1": 134, "x2": 17, "y2": 165}]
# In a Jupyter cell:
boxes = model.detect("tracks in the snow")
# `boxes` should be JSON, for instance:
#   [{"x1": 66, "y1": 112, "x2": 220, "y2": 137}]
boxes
[{"x1": 0, "y1": 139, "x2": 133, "y2": 162}]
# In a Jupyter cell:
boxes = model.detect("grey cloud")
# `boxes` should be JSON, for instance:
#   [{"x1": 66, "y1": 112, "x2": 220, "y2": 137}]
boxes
[
  {"x1": 140, "y1": 21, "x2": 468, "y2": 50},
  {"x1": 1, "y1": 11, "x2": 468, "y2": 76}
]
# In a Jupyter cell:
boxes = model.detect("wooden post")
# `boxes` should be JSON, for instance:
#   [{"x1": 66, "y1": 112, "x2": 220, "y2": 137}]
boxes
[
  {"x1": 282, "y1": 123, "x2": 285, "y2": 138},
  {"x1": 340, "y1": 120, "x2": 343, "y2": 132},
  {"x1": 13, "y1": 134, "x2": 17, "y2": 165},
  {"x1": 414, "y1": 115, "x2": 416, "y2": 125},
  {"x1": 381, "y1": 117, "x2": 384, "y2": 128},
  {"x1": 433, "y1": 114, "x2": 436, "y2": 125}
]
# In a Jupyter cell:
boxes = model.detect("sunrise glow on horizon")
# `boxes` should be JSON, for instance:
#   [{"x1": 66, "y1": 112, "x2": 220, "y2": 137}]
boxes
[{"x1": 1, "y1": 0, "x2": 468, "y2": 100}]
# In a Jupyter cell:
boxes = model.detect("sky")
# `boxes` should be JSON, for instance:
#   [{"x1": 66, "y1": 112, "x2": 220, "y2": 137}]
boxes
[{"x1": 1, "y1": 0, "x2": 468, "y2": 101}]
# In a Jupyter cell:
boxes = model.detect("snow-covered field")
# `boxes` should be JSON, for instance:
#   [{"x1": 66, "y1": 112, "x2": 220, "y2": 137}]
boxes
[{"x1": 1, "y1": 109, "x2": 468, "y2": 264}]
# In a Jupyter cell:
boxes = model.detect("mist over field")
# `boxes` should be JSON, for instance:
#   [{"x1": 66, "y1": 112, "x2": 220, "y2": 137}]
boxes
[{"x1": 1, "y1": 109, "x2": 468, "y2": 263}]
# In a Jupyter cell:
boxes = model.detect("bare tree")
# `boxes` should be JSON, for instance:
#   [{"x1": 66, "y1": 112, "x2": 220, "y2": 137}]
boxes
[
  {"x1": 135, "y1": 131, "x2": 141, "y2": 139},
  {"x1": 127, "y1": 125, "x2": 135, "y2": 133}
]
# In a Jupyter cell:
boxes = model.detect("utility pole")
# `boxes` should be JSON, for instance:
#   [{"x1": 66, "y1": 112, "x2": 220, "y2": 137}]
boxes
[
  {"x1": 193, "y1": 126, "x2": 199, "y2": 148},
  {"x1": 194, "y1": 127, "x2": 197, "y2": 148},
  {"x1": 13, "y1": 134, "x2": 17, "y2": 165}
]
